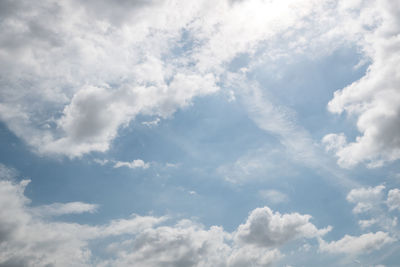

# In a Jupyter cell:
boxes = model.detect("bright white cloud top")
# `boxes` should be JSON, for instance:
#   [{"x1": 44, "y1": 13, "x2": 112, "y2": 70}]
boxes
[{"x1": 0, "y1": 0, "x2": 400, "y2": 266}]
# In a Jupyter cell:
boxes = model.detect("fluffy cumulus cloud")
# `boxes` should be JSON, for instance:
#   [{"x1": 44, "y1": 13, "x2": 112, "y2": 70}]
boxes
[
  {"x1": 323, "y1": 0, "x2": 400, "y2": 168},
  {"x1": 0, "y1": 168, "x2": 331, "y2": 267},
  {"x1": 234, "y1": 207, "x2": 331, "y2": 248}
]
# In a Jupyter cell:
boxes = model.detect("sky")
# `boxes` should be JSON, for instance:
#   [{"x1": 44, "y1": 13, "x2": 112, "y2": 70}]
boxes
[{"x1": 0, "y1": 0, "x2": 400, "y2": 266}]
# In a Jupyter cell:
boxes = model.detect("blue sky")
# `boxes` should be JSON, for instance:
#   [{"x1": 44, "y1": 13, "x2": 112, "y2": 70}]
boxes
[{"x1": 1, "y1": 0, "x2": 400, "y2": 266}]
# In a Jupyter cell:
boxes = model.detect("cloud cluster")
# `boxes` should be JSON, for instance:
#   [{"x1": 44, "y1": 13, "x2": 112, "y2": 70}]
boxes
[
  {"x1": 315, "y1": 183, "x2": 400, "y2": 257},
  {"x1": 342, "y1": 184, "x2": 400, "y2": 246},
  {"x1": 347, "y1": 185, "x2": 386, "y2": 214},
  {"x1": 324, "y1": 0, "x2": 400, "y2": 168},
  {"x1": 0, "y1": 170, "x2": 331, "y2": 267},
  {"x1": 346, "y1": 184, "x2": 400, "y2": 218},
  {"x1": 0, "y1": 0, "x2": 398, "y2": 170},
  {"x1": 1, "y1": 0, "x2": 388, "y2": 160},
  {"x1": 0, "y1": 0, "x2": 223, "y2": 157}
]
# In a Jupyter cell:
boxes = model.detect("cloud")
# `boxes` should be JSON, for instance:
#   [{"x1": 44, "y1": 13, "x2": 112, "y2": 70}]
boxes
[
  {"x1": 358, "y1": 219, "x2": 378, "y2": 229},
  {"x1": 93, "y1": 159, "x2": 110, "y2": 166},
  {"x1": 142, "y1": 118, "x2": 160, "y2": 127},
  {"x1": 1, "y1": 0, "x2": 398, "y2": 165},
  {"x1": 346, "y1": 184, "x2": 400, "y2": 232},
  {"x1": 258, "y1": 190, "x2": 289, "y2": 204},
  {"x1": 0, "y1": 166, "x2": 331, "y2": 267},
  {"x1": 100, "y1": 222, "x2": 232, "y2": 267},
  {"x1": 346, "y1": 185, "x2": 385, "y2": 214},
  {"x1": 387, "y1": 188, "x2": 400, "y2": 211},
  {"x1": 41, "y1": 73, "x2": 218, "y2": 157},
  {"x1": 234, "y1": 207, "x2": 331, "y2": 248},
  {"x1": 31, "y1": 202, "x2": 98, "y2": 217},
  {"x1": 113, "y1": 159, "x2": 150, "y2": 169},
  {"x1": 227, "y1": 247, "x2": 282, "y2": 267},
  {"x1": 0, "y1": 0, "x2": 376, "y2": 159},
  {"x1": 0, "y1": 0, "x2": 221, "y2": 157},
  {"x1": 0, "y1": 163, "x2": 18, "y2": 181},
  {"x1": 0, "y1": 178, "x2": 94, "y2": 266},
  {"x1": 324, "y1": 0, "x2": 400, "y2": 168},
  {"x1": 319, "y1": 231, "x2": 395, "y2": 255},
  {"x1": 235, "y1": 79, "x2": 319, "y2": 167},
  {"x1": 217, "y1": 146, "x2": 300, "y2": 184}
]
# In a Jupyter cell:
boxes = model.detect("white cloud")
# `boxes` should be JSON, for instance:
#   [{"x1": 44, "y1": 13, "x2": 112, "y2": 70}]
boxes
[
  {"x1": 0, "y1": 178, "x2": 94, "y2": 266},
  {"x1": 324, "y1": 0, "x2": 400, "y2": 168},
  {"x1": 113, "y1": 159, "x2": 150, "y2": 169},
  {"x1": 93, "y1": 159, "x2": 110, "y2": 166},
  {"x1": 0, "y1": 0, "x2": 222, "y2": 157},
  {"x1": 234, "y1": 207, "x2": 331, "y2": 248},
  {"x1": 346, "y1": 185, "x2": 385, "y2": 214},
  {"x1": 142, "y1": 118, "x2": 160, "y2": 127},
  {"x1": 99, "y1": 215, "x2": 167, "y2": 237},
  {"x1": 0, "y1": 163, "x2": 18, "y2": 180},
  {"x1": 387, "y1": 188, "x2": 400, "y2": 211},
  {"x1": 227, "y1": 247, "x2": 282, "y2": 267},
  {"x1": 319, "y1": 231, "x2": 395, "y2": 255},
  {"x1": 346, "y1": 185, "x2": 400, "y2": 233},
  {"x1": 322, "y1": 133, "x2": 347, "y2": 154},
  {"x1": 358, "y1": 219, "x2": 378, "y2": 229},
  {"x1": 32, "y1": 202, "x2": 98, "y2": 217},
  {"x1": 258, "y1": 190, "x2": 289, "y2": 204}
]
